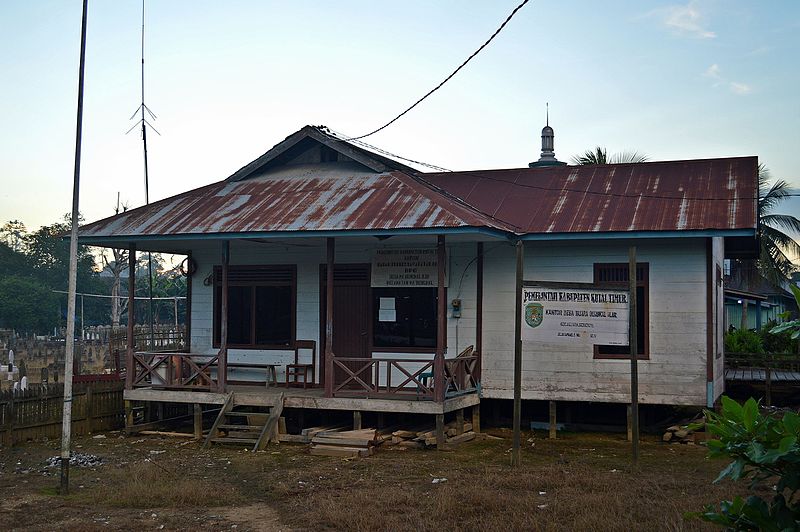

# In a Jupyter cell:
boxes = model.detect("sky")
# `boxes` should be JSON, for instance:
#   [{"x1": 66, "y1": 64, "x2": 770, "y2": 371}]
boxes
[{"x1": 0, "y1": 0, "x2": 798, "y2": 259}]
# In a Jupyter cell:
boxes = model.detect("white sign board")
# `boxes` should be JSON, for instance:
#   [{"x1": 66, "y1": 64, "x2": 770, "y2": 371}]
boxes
[
  {"x1": 371, "y1": 248, "x2": 447, "y2": 288},
  {"x1": 522, "y1": 286, "x2": 630, "y2": 345}
]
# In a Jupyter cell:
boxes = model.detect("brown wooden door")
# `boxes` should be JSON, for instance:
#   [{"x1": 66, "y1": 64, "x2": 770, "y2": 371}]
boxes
[{"x1": 320, "y1": 264, "x2": 372, "y2": 389}]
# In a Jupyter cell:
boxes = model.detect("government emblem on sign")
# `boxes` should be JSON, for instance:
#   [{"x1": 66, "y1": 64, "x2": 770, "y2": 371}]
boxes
[{"x1": 525, "y1": 303, "x2": 544, "y2": 328}]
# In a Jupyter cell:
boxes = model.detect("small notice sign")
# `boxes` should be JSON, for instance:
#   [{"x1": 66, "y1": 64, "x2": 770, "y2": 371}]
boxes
[
  {"x1": 371, "y1": 248, "x2": 446, "y2": 288},
  {"x1": 521, "y1": 286, "x2": 630, "y2": 346}
]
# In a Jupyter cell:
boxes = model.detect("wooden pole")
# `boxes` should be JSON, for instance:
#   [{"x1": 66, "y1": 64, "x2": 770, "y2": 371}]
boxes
[
  {"x1": 434, "y1": 235, "x2": 447, "y2": 403},
  {"x1": 126, "y1": 244, "x2": 136, "y2": 390},
  {"x1": 512, "y1": 240, "x2": 523, "y2": 467},
  {"x1": 324, "y1": 237, "x2": 335, "y2": 398},
  {"x1": 476, "y1": 242, "x2": 483, "y2": 382},
  {"x1": 549, "y1": 401, "x2": 557, "y2": 440},
  {"x1": 185, "y1": 251, "x2": 192, "y2": 351},
  {"x1": 193, "y1": 403, "x2": 202, "y2": 440},
  {"x1": 629, "y1": 246, "x2": 640, "y2": 466},
  {"x1": 60, "y1": 0, "x2": 89, "y2": 495},
  {"x1": 219, "y1": 241, "x2": 229, "y2": 392}
]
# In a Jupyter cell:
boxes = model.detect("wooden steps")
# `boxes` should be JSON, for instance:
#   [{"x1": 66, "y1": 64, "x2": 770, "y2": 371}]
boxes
[{"x1": 204, "y1": 392, "x2": 285, "y2": 451}]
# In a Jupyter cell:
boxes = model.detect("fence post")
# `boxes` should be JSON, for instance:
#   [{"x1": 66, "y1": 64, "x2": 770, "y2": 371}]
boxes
[
  {"x1": 8, "y1": 390, "x2": 14, "y2": 447},
  {"x1": 86, "y1": 385, "x2": 94, "y2": 434},
  {"x1": 765, "y1": 357, "x2": 772, "y2": 407}
]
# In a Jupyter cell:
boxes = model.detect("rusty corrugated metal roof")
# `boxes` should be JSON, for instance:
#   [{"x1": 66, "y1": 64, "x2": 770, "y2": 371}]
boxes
[
  {"x1": 78, "y1": 166, "x2": 512, "y2": 240},
  {"x1": 423, "y1": 156, "x2": 758, "y2": 234}
]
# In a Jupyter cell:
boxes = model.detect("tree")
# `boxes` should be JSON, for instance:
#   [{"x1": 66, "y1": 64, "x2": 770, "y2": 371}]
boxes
[
  {"x1": 1, "y1": 220, "x2": 27, "y2": 252},
  {"x1": 571, "y1": 147, "x2": 649, "y2": 165},
  {"x1": 756, "y1": 165, "x2": 800, "y2": 284},
  {"x1": 0, "y1": 276, "x2": 59, "y2": 333},
  {"x1": 100, "y1": 202, "x2": 130, "y2": 327}
]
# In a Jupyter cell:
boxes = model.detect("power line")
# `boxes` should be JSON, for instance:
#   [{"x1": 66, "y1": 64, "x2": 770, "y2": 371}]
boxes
[
  {"x1": 321, "y1": 126, "x2": 452, "y2": 172},
  {"x1": 346, "y1": 0, "x2": 531, "y2": 141}
]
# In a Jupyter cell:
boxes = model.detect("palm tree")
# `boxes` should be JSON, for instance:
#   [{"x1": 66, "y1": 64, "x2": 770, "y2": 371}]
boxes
[
  {"x1": 571, "y1": 147, "x2": 649, "y2": 165},
  {"x1": 756, "y1": 165, "x2": 800, "y2": 284}
]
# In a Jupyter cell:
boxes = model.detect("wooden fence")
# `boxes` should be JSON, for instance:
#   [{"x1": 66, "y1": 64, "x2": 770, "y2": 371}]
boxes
[{"x1": 0, "y1": 380, "x2": 125, "y2": 446}]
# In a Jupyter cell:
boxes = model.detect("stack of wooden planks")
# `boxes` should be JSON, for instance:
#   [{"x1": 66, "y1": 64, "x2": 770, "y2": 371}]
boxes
[
  {"x1": 310, "y1": 428, "x2": 380, "y2": 458},
  {"x1": 385, "y1": 420, "x2": 475, "y2": 449}
]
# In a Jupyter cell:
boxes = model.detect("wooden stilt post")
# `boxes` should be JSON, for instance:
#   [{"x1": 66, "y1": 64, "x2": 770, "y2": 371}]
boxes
[
  {"x1": 626, "y1": 405, "x2": 633, "y2": 442},
  {"x1": 193, "y1": 404, "x2": 202, "y2": 440},
  {"x1": 512, "y1": 240, "x2": 524, "y2": 467},
  {"x1": 434, "y1": 235, "x2": 447, "y2": 403},
  {"x1": 435, "y1": 414, "x2": 445, "y2": 449},
  {"x1": 126, "y1": 244, "x2": 136, "y2": 390},
  {"x1": 629, "y1": 246, "x2": 640, "y2": 466},
  {"x1": 324, "y1": 237, "x2": 335, "y2": 398},
  {"x1": 353, "y1": 411, "x2": 362, "y2": 430},
  {"x1": 549, "y1": 401, "x2": 557, "y2": 440},
  {"x1": 472, "y1": 404, "x2": 481, "y2": 433},
  {"x1": 219, "y1": 241, "x2": 230, "y2": 392},
  {"x1": 124, "y1": 400, "x2": 133, "y2": 433},
  {"x1": 456, "y1": 408, "x2": 464, "y2": 435}
]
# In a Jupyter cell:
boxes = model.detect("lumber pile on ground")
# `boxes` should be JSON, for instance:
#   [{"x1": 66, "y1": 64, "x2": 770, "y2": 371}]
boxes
[
  {"x1": 310, "y1": 428, "x2": 380, "y2": 458},
  {"x1": 662, "y1": 421, "x2": 708, "y2": 444},
  {"x1": 386, "y1": 420, "x2": 475, "y2": 449}
]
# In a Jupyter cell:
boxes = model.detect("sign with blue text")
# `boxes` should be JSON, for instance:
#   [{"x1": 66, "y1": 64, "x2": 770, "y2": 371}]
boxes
[{"x1": 522, "y1": 286, "x2": 630, "y2": 346}]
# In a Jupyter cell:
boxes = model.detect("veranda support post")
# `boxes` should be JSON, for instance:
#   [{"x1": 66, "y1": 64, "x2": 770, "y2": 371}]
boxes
[
  {"x1": 218, "y1": 241, "x2": 229, "y2": 392},
  {"x1": 434, "y1": 235, "x2": 446, "y2": 403},
  {"x1": 126, "y1": 243, "x2": 136, "y2": 390},
  {"x1": 324, "y1": 237, "x2": 335, "y2": 398}
]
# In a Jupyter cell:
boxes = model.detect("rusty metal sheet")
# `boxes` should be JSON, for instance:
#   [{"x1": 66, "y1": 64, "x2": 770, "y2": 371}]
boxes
[
  {"x1": 424, "y1": 156, "x2": 758, "y2": 233},
  {"x1": 79, "y1": 169, "x2": 510, "y2": 239}
]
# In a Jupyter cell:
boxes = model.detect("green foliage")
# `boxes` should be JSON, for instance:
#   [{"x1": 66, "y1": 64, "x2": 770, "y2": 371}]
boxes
[
  {"x1": 571, "y1": 146, "x2": 649, "y2": 165},
  {"x1": 0, "y1": 275, "x2": 59, "y2": 333},
  {"x1": 761, "y1": 320, "x2": 799, "y2": 354},
  {"x1": 725, "y1": 328, "x2": 765, "y2": 354},
  {"x1": 771, "y1": 285, "x2": 800, "y2": 340},
  {"x1": 691, "y1": 396, "x2": 800, "y2": 530}
]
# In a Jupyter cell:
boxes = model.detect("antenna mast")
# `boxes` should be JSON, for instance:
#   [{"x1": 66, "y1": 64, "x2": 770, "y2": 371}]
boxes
[{"x1": 127, "y1": 0, "x2": 159, "y2": 347}]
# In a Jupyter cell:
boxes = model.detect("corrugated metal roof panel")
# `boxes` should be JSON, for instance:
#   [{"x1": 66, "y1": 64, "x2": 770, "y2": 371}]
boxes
[
  {"x1": 423, "y1": 156, "x2": 758, "y2": 233},
  {"x1": 78, "y1": 166, "x2": 511, "y2": 239}
]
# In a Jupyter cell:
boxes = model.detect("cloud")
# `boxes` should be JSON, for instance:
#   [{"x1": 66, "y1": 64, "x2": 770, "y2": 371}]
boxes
[
  {"x1": 704, "y1": 63, "x2": 722, "y2": 81},
  {"x1": 702, "y1": 64, "x2": 753, "y2": 95},
  {"x1": 654, "y1": 1, "x2": 716, "y2": 39},
  {"x1": 729, "y1": 82, "x2": 753, "y2": 95}
]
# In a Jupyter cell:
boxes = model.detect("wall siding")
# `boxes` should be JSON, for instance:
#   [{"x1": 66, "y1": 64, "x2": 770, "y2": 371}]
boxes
[
  {"x1": 188, "y1": 237, "x2": 711, "y2": 406},
  {"x1": 479, "y1": 239, "x2": 709, "y2": 406}
]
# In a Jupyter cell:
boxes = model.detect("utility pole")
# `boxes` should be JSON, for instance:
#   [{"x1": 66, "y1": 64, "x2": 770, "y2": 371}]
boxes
[{"x1": 61, "y1": 0, "x2": 89, "y2": 495}]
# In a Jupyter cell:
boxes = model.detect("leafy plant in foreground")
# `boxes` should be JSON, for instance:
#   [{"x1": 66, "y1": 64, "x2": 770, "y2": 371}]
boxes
[{"x1": 691, "y1": 396, "x2": 800, "y2": 530}]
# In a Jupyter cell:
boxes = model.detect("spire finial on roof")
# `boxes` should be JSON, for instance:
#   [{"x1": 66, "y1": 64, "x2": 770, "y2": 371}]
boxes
[{"x1": 529, "y1": 104, "x2": 567, "y2": 168}]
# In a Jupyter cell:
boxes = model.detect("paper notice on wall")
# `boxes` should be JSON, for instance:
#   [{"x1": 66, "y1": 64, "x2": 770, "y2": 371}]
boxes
[
  {"x1": 379, "y1": 297, "x2": 395, "y2": 310},
  {"x1": 378, "y1": 309, "x2": 397, "y2": 322}
]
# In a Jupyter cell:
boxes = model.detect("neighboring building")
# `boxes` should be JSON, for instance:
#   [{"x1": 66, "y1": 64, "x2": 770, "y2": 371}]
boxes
[
  {"x1": 77, "y1": 124, "x2": 758, "y2": 434},
  {"x1": 724, "y1": 262, "x2": 799, "y2": 330}
]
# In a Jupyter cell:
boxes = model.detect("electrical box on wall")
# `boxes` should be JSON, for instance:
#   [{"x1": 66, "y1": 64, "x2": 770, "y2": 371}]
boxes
[{"x1": 451, "y1": 298, "x2": 462, "y2": 318}]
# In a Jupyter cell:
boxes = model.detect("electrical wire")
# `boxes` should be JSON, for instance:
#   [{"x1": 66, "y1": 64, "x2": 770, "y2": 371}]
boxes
[{"x1": 346, "y1": 0, "x2": 531, "y2": 140}]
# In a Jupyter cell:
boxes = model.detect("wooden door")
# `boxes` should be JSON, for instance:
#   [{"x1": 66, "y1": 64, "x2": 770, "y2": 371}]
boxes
[{"x1": 320, "y1": 264, "x2": 372, "y2": 389}]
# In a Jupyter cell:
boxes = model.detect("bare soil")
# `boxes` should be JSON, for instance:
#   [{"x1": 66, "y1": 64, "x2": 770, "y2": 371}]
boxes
[{"x1": 0, "y1": 428, "x2": 753, "y2": 531}]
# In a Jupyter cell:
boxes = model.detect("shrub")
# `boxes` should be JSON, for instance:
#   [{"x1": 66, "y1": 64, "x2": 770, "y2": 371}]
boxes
[
  {"x1": 691, "y1": 396, "x2": 800, "y2": 530},
  {"x1": 725, "y1": 328, "x2": 765, "y2": 354}
]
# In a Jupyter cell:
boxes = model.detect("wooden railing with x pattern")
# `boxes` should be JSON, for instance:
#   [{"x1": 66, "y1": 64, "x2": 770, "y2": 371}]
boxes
[
  {"x1": 130, "y1": 352, "x2": 219, "y2": 391},
  {"x1": 330, "y1": 346, "x2": 480, "y2": 401}
]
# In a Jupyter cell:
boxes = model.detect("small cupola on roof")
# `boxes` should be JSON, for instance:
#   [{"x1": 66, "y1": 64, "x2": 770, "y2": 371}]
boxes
[{"x1": 529, "y1": 104, "x2": 567, "y2": 168}]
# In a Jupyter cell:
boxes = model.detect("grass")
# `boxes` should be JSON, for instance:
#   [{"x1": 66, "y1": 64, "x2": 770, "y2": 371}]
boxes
[{"x1": 0, "y1": 430, "x2": 759, "y2": 531}]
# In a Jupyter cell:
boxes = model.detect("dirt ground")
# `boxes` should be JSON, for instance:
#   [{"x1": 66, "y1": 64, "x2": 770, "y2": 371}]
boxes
[{"x1": 0, "y1": 428, "x2": 752, "y2": 531}]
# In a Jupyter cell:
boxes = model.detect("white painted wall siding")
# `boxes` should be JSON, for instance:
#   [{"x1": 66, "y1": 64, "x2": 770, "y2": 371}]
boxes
[
  {"x1": 713, "y1": 237, "x2": 726, "y2": 402},
  {"x1": 188, "y1": 237, "x2": 713, "y2": 406},
  {"x1": 480, "y1": 239, "x2": 710, "y2": 406}
]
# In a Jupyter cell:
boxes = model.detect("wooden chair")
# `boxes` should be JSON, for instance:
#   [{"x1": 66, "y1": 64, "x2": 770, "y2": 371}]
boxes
[{"x1": 286, "y1": 340, "x2": 316, "y2": 388}]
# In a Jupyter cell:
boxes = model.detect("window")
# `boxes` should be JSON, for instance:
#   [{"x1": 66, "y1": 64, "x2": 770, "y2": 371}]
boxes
[
  {"x1": 593, "y1": 263, "x2": 648, "y2": 359},
  {"x1": 373, "y1": 288, "x2": 438, "y2": 350},
  {"x1": 213, "y1": 265, "x2": 296, "y2": 348}
]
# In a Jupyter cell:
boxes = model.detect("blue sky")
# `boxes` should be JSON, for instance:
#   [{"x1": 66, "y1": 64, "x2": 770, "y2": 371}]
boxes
[{"x1": 1, "y1": 0, "x2": 798, "y2": 257}]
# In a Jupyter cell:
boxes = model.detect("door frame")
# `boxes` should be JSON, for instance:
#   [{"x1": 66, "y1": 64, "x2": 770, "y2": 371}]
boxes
[{"x1": 318, "y1": 263, "x2": 373, "y2": 385}]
